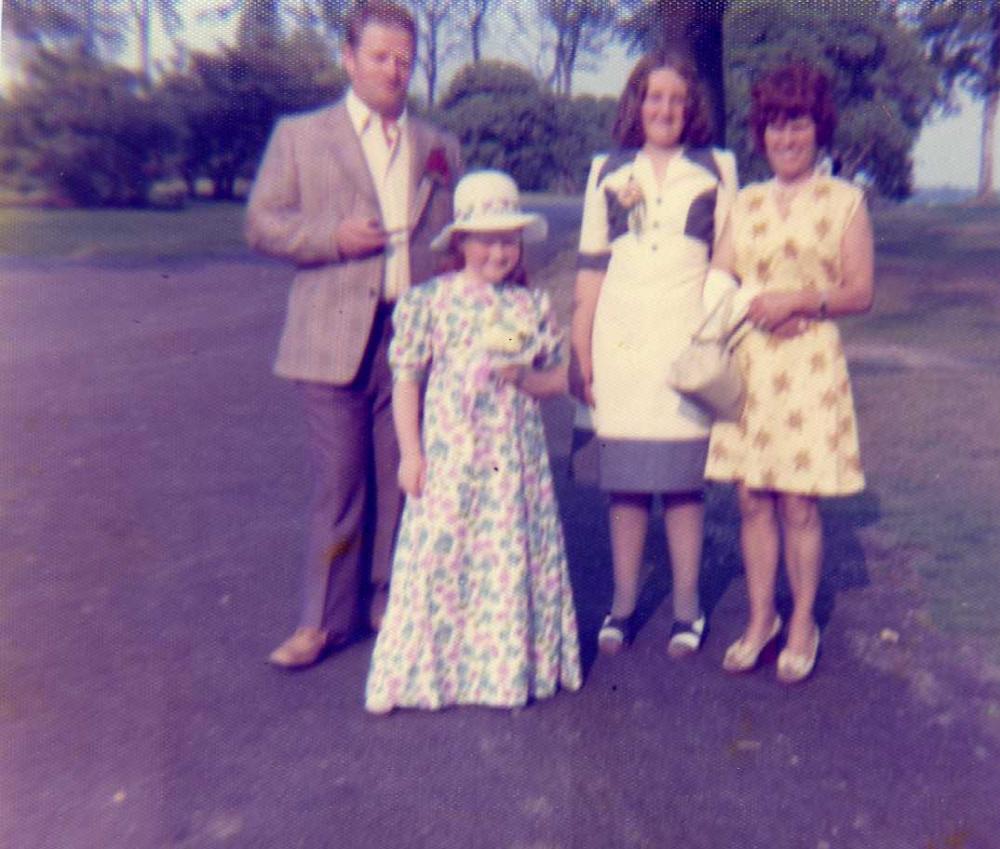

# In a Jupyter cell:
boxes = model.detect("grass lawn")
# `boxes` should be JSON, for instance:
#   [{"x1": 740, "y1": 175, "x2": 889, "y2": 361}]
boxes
[
  {"x1": 849, "y1": 203, "x2": 1000, "y2": 646},
  {"x1": 3, "y1": 198, "x2": 999, "y2": 654},
  {"x1": 0, "y1": 202, "x2": 249, "y2": 260}
]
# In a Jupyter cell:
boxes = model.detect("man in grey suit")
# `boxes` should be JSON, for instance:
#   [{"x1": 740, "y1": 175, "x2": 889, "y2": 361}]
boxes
[{"x1": 246, "y1": 0, "x2": 461, "y2": 668}]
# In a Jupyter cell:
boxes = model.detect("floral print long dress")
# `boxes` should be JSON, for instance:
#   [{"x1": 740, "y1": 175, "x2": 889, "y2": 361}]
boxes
[{"x1": 365, "y1": 272, "x2": 582, "y2": 713}]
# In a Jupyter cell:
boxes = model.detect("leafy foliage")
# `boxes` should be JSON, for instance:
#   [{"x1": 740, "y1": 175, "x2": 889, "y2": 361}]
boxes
[
  {"x1": 437, "y1": 61, "x2": 615, "y2": 191},
  {"x1": 914, "y1": 0, "x2": 1000, "y2": 197},
  {"x1": 4, "y1": 0, "x2": 128, "y2": 59},
  {"x1": 724, "y1": 0, "x2": 937, "y2": 198},
  {"x1": 536, "y1": 0, "x2": 617, "y2": 96},
  {"x1": 157, "y1": 30, "x2": 346, "y2": 199},
  {"x1": 0, "y1": 46, "x2": 174, "y2": 206}
]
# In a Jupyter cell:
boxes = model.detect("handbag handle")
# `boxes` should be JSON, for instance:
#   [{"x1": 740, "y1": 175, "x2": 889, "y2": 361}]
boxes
[{"x1": 692, "y1": 289, "x2": 750, "y2": 350}]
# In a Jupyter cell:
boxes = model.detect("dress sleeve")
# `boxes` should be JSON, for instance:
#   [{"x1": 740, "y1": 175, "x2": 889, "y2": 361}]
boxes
[
  {"x1": 530, "y1": 289, "x2": 564, "y2": 370},
  {"x1": 577, "y1": 155, "x2": 612, "y2": 272},
  {"x1": 389, "y1": 282, "x2": 435, "y2": 383}
]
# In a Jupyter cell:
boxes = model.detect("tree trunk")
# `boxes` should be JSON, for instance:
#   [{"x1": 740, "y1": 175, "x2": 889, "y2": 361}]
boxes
[
  {"x1": 83, "y1": 0, "x2": 98, "y2": 58},
  {"x1": 978, "y1": 88, "x2": 998, "y2": 201},
  {"x1": 655, "y1": 0, "x2": 726, "y2": 146},
  {"x1": 470, "y1": 13, "x2": 483, "y2": 62},
  {"x1": 139, "y1": 0, "x2": 152, "y2": 91}
]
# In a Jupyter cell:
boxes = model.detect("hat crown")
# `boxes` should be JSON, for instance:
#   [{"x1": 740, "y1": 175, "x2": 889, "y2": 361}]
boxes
[
  {"x1": 429, "y1": 168, "x2": 546, "y2": 251},
  {"x1": 452, "y1": 170, "x2": 524, "y2": 228}
]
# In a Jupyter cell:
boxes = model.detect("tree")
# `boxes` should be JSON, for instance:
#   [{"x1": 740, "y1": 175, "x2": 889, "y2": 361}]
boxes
[
  {"x1": 723, "y1": 0, "x2": 937, "y2": 198},
  {"x1": 454, "y1": 0, "x2": 496, "y2": 63},
  {"x1": 550, "y1": 93, "x2": 618, "y2": 190},
  {"x1": 619, "y1": 0, "x2": 728, "y2": 144},
  {"x1": 411, "y1": 0, "x2": 462, "y2": 108},
  {"x1": 536, "y1": 0, "x2": 616, "y2": 96},
  {"x1": 0, "y1": 45, "x2": 176, "y2": 205},
  {"x1": 236, "y1": 0, "x2": 284, "y2": 49},
  {"x1": 916, "y1": 0, "x2": 1000, "y2": 200},
  {"x1": 437, "y1": 60, "x2": 613, "y2": 191},
  {"x1": 4, "y1": 0, "x2": 127, "y2": 60},
  {"x1": 158, "y1": 29, "x2": 346, "y2": 199},
  {"x1": 130, "y1": 0, "x2": 183, "y2": 89},
  {"x1": 438, "y1": 61, "x2": 560, "y2": 188},
  {"x1": 5, "y1": 1, "x2": 84, "y2": 40},
  {"x1": 288, "y1": 0, "x2": 352, "y2": 43}
]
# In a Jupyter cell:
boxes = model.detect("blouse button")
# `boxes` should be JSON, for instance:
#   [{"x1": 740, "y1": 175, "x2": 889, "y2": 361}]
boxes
[
  {"x1": 656, "y1": 197, "x2": 662, "y2": 204},
  {"x1": 652, "y1": 221, "x2": 660, "y2": 229},
  {"x1": 651, "y1": 244, "x2": 658, "y2": 251}
]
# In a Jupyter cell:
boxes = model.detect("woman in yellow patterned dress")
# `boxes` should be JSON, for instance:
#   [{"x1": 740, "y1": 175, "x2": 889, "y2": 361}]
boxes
[{"x1": 705, "y1": 63, "x2": 874, "y2": 684}]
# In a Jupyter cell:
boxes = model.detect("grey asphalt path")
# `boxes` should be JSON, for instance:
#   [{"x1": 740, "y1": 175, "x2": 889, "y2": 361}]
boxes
[{"x1": 2, "y1": 251, "x2": 999, "y2": 849}]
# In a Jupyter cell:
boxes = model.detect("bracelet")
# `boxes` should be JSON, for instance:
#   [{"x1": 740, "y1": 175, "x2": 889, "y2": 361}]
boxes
[{"x1": 817, "y1": 290, "x2": 829, "y2": 319}]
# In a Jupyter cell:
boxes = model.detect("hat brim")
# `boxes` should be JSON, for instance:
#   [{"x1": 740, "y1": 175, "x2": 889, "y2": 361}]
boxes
[{"x1": 430, "y1": 212, "x2": 548, "y2": 252}]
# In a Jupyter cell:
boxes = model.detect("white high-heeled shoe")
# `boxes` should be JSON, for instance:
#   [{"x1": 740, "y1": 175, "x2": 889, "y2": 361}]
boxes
[
  {"x1": 777, "y1": 625, "x2": 821, "y2": 684},
  {"x1": 722, "y1": 615, "x2": 783, "y2": 673}
]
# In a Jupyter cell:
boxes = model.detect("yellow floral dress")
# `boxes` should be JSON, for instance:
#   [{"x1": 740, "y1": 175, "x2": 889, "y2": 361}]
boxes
[{"x1": 705, "y1": 175, "x2": 865, "y2": 496}]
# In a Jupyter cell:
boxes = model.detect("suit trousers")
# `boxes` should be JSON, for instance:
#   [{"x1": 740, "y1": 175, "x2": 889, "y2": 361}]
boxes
[{"x1": 297, "y1": 305, "x2": 401, "y2": 639}]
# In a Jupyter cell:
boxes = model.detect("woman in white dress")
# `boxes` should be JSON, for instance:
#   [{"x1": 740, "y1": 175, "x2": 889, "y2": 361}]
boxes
[{"x1": 570, "y1": 50, "x2": 737, "y2": 657}]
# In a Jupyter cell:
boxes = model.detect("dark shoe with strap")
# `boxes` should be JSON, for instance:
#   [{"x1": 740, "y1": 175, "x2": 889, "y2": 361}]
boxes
[
  {"x1": 667, "y1": 613, "x2": 706, "y2": 658},
  {"x1": 598, "y1": 613, "x2": 635, "y2": 656}
]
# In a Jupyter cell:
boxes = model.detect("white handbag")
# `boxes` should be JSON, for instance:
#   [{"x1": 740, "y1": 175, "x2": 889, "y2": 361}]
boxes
[{"x1": 667, "y1": 290, "x2": 750, "y2": 422}]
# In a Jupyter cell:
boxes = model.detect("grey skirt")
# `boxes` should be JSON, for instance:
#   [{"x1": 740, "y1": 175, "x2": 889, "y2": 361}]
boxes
[{"x1": 571, "y1": 427, "x2": 708, "y2": 493}]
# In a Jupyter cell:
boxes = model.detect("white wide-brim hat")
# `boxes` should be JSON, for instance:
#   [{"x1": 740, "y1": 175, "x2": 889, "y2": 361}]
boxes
[{"x1": 430, "y1": 169, "x2": 548, "y2": 252}]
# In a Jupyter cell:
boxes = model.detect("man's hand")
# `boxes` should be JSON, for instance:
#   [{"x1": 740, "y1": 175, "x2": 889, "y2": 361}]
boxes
[{"x1": 336, "y1": 216, "x2": 389, "y2": 259}]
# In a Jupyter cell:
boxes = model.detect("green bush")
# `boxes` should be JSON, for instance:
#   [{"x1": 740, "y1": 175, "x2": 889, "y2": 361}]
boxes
[{"x1": 437, "y1": 61, "x2": 616, "y2": 193}]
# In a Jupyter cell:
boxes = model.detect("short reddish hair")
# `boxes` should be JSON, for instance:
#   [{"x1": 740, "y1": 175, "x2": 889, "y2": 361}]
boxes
[
  {"x1": 750, "y1": 62, "x2": 837, "y2": 153},
  {"x1": 612, "y1": 49, "x2": 713, "y2": 149},
  {"x1": 344, "y1": 0, "x2": 416, "y2": 48}
]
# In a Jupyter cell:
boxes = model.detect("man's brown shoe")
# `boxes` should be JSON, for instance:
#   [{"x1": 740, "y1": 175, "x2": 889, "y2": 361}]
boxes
[{"x1": 268, "y1": 627, "x2": 330, "y2": 669}]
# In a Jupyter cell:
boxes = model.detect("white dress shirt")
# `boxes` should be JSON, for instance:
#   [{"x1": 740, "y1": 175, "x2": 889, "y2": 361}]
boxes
[{"x1": 346, "y1": 88, "x2": 412, "y2": 302}]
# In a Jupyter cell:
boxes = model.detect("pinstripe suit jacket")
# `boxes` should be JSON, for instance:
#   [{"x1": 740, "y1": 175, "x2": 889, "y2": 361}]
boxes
[{"x1": 245, "y1": 100, "x2": 461, "y2": 385}]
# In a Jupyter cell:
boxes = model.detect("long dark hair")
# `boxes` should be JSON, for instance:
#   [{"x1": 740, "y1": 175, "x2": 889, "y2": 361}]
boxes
[{"x1": 612, "y1": 48, "x2": 713, "y2": 149}]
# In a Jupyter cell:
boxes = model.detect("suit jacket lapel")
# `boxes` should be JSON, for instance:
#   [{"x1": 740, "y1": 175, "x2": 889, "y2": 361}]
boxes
[
  {"x1": 322, "y1": 101, "x2": 379, "y2": 208},
  {"x1": 408, "y1": 120, "x2": 432, "y2": 225}
]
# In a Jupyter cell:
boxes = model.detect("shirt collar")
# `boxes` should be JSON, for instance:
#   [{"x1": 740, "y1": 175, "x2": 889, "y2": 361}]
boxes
[{"x1": 346, "y1": 88, "x2": 409, "y2": 136}]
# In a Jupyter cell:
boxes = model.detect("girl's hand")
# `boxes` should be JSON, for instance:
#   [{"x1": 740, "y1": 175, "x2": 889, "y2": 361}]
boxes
[
  {"x1": 398, "y1": 451, "x2": 426, "y2": 497},
  {"x1": 746, "y1": 291, "x2": 801, "y2": 333},
  {"x1": 492, "y1": 364, "x2": 524, "y2": 388},
  {"x1": 569, "y1": 348, "x2": 595, "y2": 407}
]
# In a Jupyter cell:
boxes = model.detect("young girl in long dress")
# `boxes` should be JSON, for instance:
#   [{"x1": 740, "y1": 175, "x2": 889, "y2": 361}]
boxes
[{"x1": 365, "y1": 170, "x2": 582, "y2": 714}]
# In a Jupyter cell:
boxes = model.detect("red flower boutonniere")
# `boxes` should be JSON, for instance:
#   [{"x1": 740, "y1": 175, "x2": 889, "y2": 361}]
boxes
[{"x1": 424, "y1": 147, "x2": 451, "y2": 186}]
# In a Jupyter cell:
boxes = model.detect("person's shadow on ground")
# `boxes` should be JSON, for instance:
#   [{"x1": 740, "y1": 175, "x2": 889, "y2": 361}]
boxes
[{"x1": 544, "y1": 397, "x2": 881, "y2": 675}]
